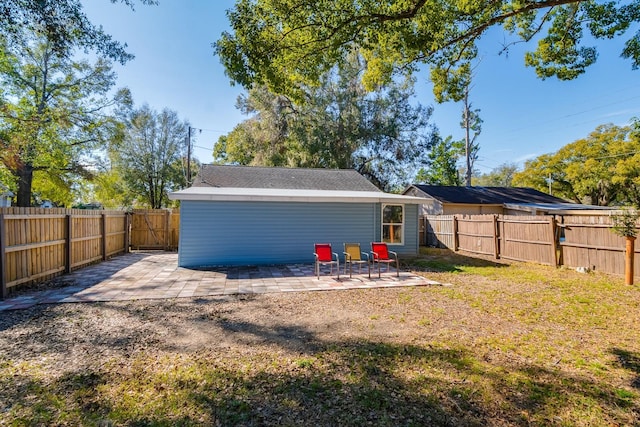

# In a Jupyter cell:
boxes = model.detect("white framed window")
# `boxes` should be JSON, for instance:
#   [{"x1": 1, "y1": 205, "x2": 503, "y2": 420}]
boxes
[{"x1": 382, "y1": 204, "x2": 404, "y2": 245}]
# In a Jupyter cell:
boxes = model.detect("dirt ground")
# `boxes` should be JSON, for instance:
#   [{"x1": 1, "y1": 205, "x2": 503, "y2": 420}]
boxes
[
  {"x1": 2, "y1": 254, "x2": 640, "y2": 427},
  {"x1": 0, "y1": 287, "x2": 467, "y2": 374}
]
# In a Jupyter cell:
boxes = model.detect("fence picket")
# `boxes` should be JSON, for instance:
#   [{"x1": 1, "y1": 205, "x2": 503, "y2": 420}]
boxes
[
  {"x1": 424, "y1": 213, "x2": 638, "y2": 277},
  {"x1": 0, "y1": 208, "x2": 180, "y2": 297}
]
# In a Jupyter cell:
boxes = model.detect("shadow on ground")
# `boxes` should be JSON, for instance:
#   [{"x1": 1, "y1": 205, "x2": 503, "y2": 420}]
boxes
[
  {"x1": 6, "y1": 252, "x2": 153, "y2": 298},
  {"x1": 405, "y1": 247, "x2": 508, "y2": 273},
  {"x1": 612, "y1": 348, "x2": 640, "y2": 389},
  {"x1": 2, "y1": 302, "x2": 638, "y2": 426},
  {"x1": 191, "y1": 264, "x2": 312, "y2": 280}
]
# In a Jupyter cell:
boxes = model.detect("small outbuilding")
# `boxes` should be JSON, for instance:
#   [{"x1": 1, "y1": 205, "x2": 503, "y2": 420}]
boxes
[
  {"x1": 403, "y1": 185, "x2": 574, "y2": 216},
  {"x1": 0, "y1": 185, "x2": 13, "y2": 208},
  {"x1": 169, "y1": 165, "x2": 423, "y2": 267}
]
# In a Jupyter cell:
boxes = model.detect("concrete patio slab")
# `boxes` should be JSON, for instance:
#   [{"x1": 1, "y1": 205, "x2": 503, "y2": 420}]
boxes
[{"x1": 0, "y1": 252, "x2": 441, "y2": 311}]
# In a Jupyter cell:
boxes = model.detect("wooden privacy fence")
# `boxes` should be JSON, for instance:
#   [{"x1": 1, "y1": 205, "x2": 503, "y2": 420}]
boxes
[
  {"x1": 424, "y1": 214, "x2": 639, "y2": 278},
  {"x1": 423, "y1": 215, "x2": 455, "y2": 248},
  {"x1": 130, "y1": 209, "x2": 179, "y2": 250},
  {"x1": 499, "y1": 216, "x2": 557, "y2": 266},
  {"x1": 0, "y1": 208, "x2": 181, "y2": 298},
  {"x1": 559, "y1": 215, "x2": 635, "y2": 277},
  {"x1": 0, "y1": 207, "x2": 129, "y2": 298}
]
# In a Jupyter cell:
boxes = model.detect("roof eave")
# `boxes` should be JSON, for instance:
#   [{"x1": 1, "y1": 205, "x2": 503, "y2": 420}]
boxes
[{"x1": 169, "y1": 189, "x2": 424, "y2": 204}]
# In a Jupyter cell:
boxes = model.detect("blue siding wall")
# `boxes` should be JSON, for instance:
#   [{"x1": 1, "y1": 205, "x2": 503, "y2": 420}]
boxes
[
  {"x1": 178, "y1": 200, "x2": 418, "y2": 267},
  {"x1": 404, "y1": 203, "x2": 419, "y2": 255}
]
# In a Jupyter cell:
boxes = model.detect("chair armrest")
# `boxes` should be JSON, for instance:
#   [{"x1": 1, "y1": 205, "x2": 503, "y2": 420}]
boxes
[
  {"x1": 361, "y1": 252, "x2": 370, "y2": 261},
  {"x1": 332, "y1": 252, "x2": 340, "y2": 261},
  {"x1": 389, "y1": 250, "x2": 398, "y2": 258},
  {"x1": 371, "y1": 251, "x2": 379, "y2": 260},
  {"x1": 343, "y1": 251, "x2": 351, "y2": 261}
]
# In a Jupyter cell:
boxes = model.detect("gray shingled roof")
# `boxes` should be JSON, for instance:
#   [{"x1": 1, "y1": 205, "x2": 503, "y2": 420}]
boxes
[
  {"x1": 192, "y1": 165, "x2": 381, "y2": 192},
  {"x1": 409, "y1": 185, "x2": 569, "y2": 204}
]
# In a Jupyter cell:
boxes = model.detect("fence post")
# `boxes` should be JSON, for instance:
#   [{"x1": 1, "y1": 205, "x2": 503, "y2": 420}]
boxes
[
  {"x1": 453, "y1": 215, "x2": 459, "y2": 252},
  {"x1": 124, "y1": 212, "x2": 131, "y2": 253},
  {"x1": 0, "y1": 214, "x2": 6, "y2": 299},
  {"x1": 625, "y1": 236, "x2": 635, "y2": 285},
  {"x1": 549, "y1": 216, "x2": 558, "y2": 267},
  {"x1": 65, "y1": 214, "x2": 72, "y2": 274},
  {"x1": 424, "y1": 216, "x2": 429, "y2": 246},
  {"x1": 101, "y1": 213, "x2": 108, "y2": 261},
  {"x1": 164, "y1": 210, "x2": 170, "y2": 251},
  {"x1": 493, "y1": 215, "x2": 500, "y2": 259}
]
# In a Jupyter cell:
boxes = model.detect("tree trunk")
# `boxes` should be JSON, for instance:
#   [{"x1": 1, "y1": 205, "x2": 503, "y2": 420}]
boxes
[
  {"x1": 16, "y1": 164, "x2": 34, "y2": 207},
  {"x1": 463, "y1": 89, "x2": 472, "y2": 187}
]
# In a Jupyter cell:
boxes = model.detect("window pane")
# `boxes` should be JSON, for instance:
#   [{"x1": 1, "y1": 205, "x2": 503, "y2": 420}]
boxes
[
  {"x1": 383, "y1": 205, "x2": 403, "y2": 223},
  {"x1": 383, "y1": 225, "x2": 403, "y2": 243}
]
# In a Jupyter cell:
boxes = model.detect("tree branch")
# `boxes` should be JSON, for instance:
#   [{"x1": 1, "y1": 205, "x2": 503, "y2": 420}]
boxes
[{"x1": 276, "y1": 0, "x2": 587, "y2": 61}]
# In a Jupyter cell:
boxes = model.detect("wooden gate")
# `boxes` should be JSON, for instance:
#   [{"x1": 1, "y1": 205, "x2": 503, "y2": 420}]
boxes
[
  {"x1": 423, "y1": 215, "x2": 455, "y2": 248},
  {"x1": 130, "y1": 209, "x2": 179, "y2": 250}
]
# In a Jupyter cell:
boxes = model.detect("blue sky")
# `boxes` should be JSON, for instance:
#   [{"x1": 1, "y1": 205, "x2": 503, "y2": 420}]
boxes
[{"x1": 83, "y1": 0, "x2": 640, "y2": 174}]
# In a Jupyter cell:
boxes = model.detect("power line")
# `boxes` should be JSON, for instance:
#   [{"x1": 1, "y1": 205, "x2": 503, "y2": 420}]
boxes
[
  {"x1": 502, "y1": 95, "x2": 640, "y2": 135},
  {"x1": 191, "y1": 127, "x2": 228, "y2": 134}
]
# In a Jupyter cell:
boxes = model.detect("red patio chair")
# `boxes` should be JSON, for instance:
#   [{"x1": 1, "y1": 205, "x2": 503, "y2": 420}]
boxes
[
  {"x1": 370, "y1": 242, "x2": 399, "y2": 278},
  {"x1": 314, "y1": 243, "x2": 339, "y2": 279}
]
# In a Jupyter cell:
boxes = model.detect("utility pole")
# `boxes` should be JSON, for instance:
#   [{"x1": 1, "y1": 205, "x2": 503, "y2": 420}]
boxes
[{"x1": 186, "y1": 126, "x2": 192, "y2": 186}]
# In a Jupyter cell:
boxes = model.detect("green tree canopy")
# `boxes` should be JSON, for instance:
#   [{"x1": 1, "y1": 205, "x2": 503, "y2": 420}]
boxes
[
  {"x1": 106, "y1": 105, "x2": 191, "y2": 209},
  {"x1": 415, "y1": 135, "x2": 463, "y2": 186},
  {"x1": 0, "y1": 33, "x2": 127, "y2": 206},
  {"x1": 1, "y1": 0, "x2": 156, "y2": 64},
  {"x1": 214, "y1": 55, "x2": 437, "y2": 191},
  {"x1": 214, "y1": 86, "x2": 301, "y2": 167},
  {"x1": 473, "y1": 163, "x2": 519, "y2": 187},
  {"x1": 513, "y1": 123, "x2": 640, "y2": 205},
  {"x1": 216, "y1": 0, "x2": 640, "y2": 102},
  {"x1": 89, "y1": 166, "x2": 132, "y2": 209}
]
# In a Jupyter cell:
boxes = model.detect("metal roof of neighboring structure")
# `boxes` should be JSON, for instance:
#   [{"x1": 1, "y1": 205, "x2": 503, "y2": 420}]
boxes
[
  {"x1": 406, "y1": 185, "x2": 570, "y2": 205},
  {"x1": 503, "y1": 202, "x2": 615, "y2": 214},
  {"x1": 192, "y1": 165, "x2": 381, "y2": 192},
  {"x1": 169, "y1": 187, "x2": 425, "y2": 204}
]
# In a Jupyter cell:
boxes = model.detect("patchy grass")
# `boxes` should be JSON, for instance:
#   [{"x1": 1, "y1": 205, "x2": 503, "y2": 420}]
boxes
[{"x1": 1, "y1": 248, "x2": 639, "y2": 426}]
